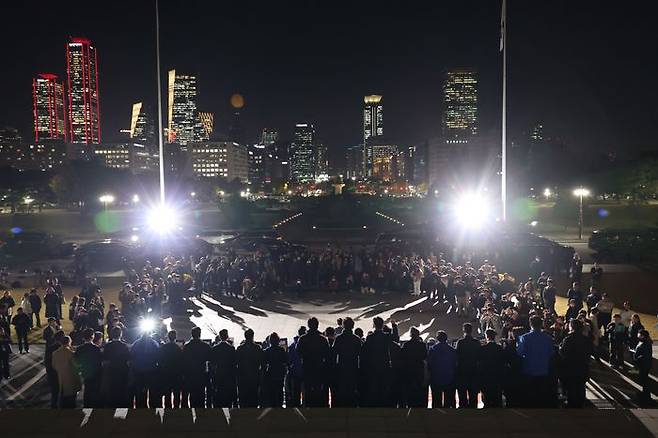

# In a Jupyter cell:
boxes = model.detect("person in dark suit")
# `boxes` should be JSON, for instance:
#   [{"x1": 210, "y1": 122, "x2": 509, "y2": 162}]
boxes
[
  {"x1": 102, "y1": 326, "x2": 131, "y2": 407},
  {"x1": 362, "y1": 317, "x2": 395, "y2": 407},
  {"x1": 478, "y1": 329, "x2": 505, "y2": 407},
  {"x1": 331, "y1": 317, "x2": 362, "y2": 407},
  {"x1": 402, "y1": 327, "x2": 428, "y2": 407},
  {"x1": 286, "y1": 326, "x2": 306, "y2": 407},
  {"x1": 633, "y1": 330, "x2": 653, "y2": 406},
  {"x1": 455, "y1": 323, "x2": 480, "y2": 408},
  {"x1": 262, "y1": 332, "x2": 287, "y2": 407},
  {"x1": 159, "y1": 330, "x2": 184, "y2": 408},
  {"x1": 297, "y1": 317, "x2": 331, "y2": 407},
  {"x1": 11, "y1": 307, "x2": 31, "y2": 354},
  {"x1": 428, "y1": 330, "x2": 458, "y2": 408},
  {"x1": 74, "y1": 328, "x2": 103, "y2": 407},
  {"x1": 209, "y1": 329, "x2": 236, "y2": 407},
  {"x1": 558, "y1": 319, "x2": 590, "y2": 408},
  {"x1": 236, "y1": 328, "x2": 264, "y2": 407},
  {"x1": 182, "y1": 326, "x2": 211, "y2": 407}
]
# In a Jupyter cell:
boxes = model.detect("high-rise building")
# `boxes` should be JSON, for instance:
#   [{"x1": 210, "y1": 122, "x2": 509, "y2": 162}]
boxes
[
  {"x1": 248, "y1": 143, "x2": 267, "y2": 186},
  {"x1": 198, "y1": 112, "x2": 214, "y2": 140},
  {"x1": 363, "y1": 95, "x2": 383, "y2": 174},
  {"x1": 260, "y1": 128, "x2": 278, "y2": 146},
  {"x1": 33, "y1": 74, "x2": 67, "y2": 142},
  {"x1": 229, "y1": 110, "x2": 244, "y2": 145},
  {"x1": 290, "y1": 123, "x2": 316, "y2": 182},
  {"x1": 167, "y1": 70, "x2": 199, "y2": 145},
  {"x1": 190, "y1": 141, "x2": 248, "y2": 182},
  {"x1": 66, "y1": 37, "x2": 101, "y2": 145},
  {"x1": 129, "y1": 102, "x2": 155, "y2": 145},
  {"x1": 442, "y1": 69, "x2": 478, "y2": 143},
  {"x1": 315, "y1": 141, "x2": 328, "y2": 179},
  {"x1": 345, "y1": 145, "x2": 363, "y2": 179}
]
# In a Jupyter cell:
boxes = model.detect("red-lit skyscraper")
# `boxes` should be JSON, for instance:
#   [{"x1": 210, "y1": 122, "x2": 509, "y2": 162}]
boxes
[
  {"x1": 66, "y1": 37, "x2": 101, "y2": 145},
  {"x1": 32, "y1": 73, "x2": 66, "y2": 142}
]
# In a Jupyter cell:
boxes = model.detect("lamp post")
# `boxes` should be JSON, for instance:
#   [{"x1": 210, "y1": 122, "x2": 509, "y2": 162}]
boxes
[
  {"x1": 573, "y1": 187, "x2": 590, "y2": 240},
  {"x1": 99, "y1": 194, "x2": 115, "y2": 211}
]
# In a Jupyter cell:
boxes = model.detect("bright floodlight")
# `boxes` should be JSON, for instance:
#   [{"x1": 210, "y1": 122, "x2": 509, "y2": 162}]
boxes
[
  {"x1": 453, "y1": 193, "x2": 491, "y2": 229},
  {"x1": 132, "y1": 194, "x2": 140, "y2": 203},
  {"x1": 573, "y1": 188, "x2": 590, "y2": 197},
  {"x1": 99, "y1": 194, "x2": 115, "y2": 204},
  {"x1": 139, "y1": 318, "x2": 156, "y2": 333},
  {"x1": 543, "y1": 188, "x2": 552, "y2": 198},
  {"x1": 147, "y1": 204, "x2": 179, "y2": 234}
]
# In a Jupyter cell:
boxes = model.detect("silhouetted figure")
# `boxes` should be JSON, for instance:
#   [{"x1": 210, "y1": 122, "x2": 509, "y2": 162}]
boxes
[
  {"x1": 559, "y1": 319, "x2": 590, "y2": 408},
  {"x1": 182, "y1": 326, "x2": 211, "y2": 407},
  {"x1": 331, "y1": 317, "x2": 362, "y2": 407},
  {"x1": 402, "y1": 327, "x2": 428, "y2": 407},
  {"x1": 102, "y1": 327, "x2": 131, "y2": 407},
  {"x1": 263, "y1": 332, "x2": 287, "y2": 407},
  {"x1": 298, "y1": 317, "x2": 331, "y2": 407},
  {"x1": 455, "y1": 323, "x2": 480, "y2": 408},
  {"x1": 236, "y1": 328, "x2": 264, "y2": 407},
  {"x1": 159, "y1": 330, "x2": 184, "y2": 408},
  {"x1": 478, "y1": 329, "x2": 505, "y2": 407},
  {"x1": 210, "y1": 329, "x2": 237, "y2": 407}
]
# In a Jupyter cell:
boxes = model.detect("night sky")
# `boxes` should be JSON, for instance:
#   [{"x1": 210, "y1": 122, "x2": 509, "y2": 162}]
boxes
[{"x1": 1, "y1": 0, "x2": 656, "y2": 164}]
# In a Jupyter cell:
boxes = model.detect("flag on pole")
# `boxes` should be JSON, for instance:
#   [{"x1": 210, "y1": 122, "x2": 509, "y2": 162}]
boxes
[{"x1": 500, "y1": 0, "x2": 506, "y2": 52}]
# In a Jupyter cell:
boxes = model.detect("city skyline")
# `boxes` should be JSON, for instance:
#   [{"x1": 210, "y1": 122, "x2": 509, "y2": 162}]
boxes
[{"x1": 1, "y1": 1, "x2": 657, "y2": 165}]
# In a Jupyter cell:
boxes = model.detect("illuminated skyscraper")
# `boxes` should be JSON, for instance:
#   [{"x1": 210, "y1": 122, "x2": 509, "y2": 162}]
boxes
[
  {"x1": 260, "y1": 128, "x2": 279, "y2": 146},
  {"x1": 167, "y1": 69, "x2": 199, "y2": 145},
  {"x1": 198, "y1": 112, "x2": 214, "y2": 140},
  {"x1": 129, "y1": 102, "x2": 155, "y2": 145},
  {"x1": 442, "y1": 69, "x2": 478, "y2": 143},
  {"x1": 290, "y1": 123, "x2": 316, "y2": 182},
  {"x1": 33, "y1": 73, "x2": 66, "y2": 142},
  {"x1": 363, "y1": 95, "x2": 383, "y2": 174},
  {"x1": 66, "y1": 37, "x2": 101, "y2": 145}
]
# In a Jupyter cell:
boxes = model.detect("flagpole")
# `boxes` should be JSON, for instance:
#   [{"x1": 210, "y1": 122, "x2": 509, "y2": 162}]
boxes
[
  {"x1": 501, "y1": 0, "x2": 507, "y2": 222},
  {"x1": 155, "y1": 0, "x2": 166, "y2": 205}
]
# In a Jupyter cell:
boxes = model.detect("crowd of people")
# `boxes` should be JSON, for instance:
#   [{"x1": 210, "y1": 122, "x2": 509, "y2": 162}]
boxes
[{"x1": 0, "y1": 244, "x2": 655, "y2": 409}]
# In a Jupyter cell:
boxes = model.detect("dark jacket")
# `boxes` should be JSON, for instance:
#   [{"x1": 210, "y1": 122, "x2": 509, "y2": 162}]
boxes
[
  {"x1": 11, "y1": 313, "x2": 31, "y2": 333},
  {"x1": 455, "y1": 335, "x2": 480, "y2": 380},
  {"x1": 332, "y1": 329, "x2": 361, "y2": 379},
  {"x1": 634, "y1": 339, "x2": 652, "y2": 372},
  {"x1": 297, "y1": 329, "x2": 331, "y2": 382},
  {"x1": 236, "y1": 341, "x2": 264, "y2": 385},
  {"x1": 263, "y1": 345, "x2": 287, "y2": 382},
  {"x1": 159, "y1": 341, "x2": 184, "y2": 383},
  {"x1": 210, "y1": 341, "x2": 236, "y2": 383},
  {"x1": 402, "y1": 337, "x2": 427, "y2": 385},
  {"x1": 428, "y1": 341, "x2": 457, "y2": 386},
  {"x1": 558, "y1": 332, "x2": 590, "y2": 379},
  {"x1": 75, "y1": 342, "x2": 103, "y2": 381},
  {"x1": 182, "y1": 339, "x2": 211, "y2": 384},
  {"x1": 478, "y1": 341, "x2": 505, "y2": 385}
]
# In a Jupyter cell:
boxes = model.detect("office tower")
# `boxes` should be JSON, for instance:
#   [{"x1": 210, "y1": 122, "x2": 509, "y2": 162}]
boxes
[
  {"x1": 190, "y1": 141, "x2": 248, "y2": 182},
  {"x1": 248, "y1": 143, "x2": 267, "y2": 186},
  {"x1": 315, "y1": 141, "x2": 328, "y2": 178},
  {"x1": 66, "y1": 37, "x2": 101, "y2": 145},
  {"x1": 229, "y1": 110, "x2": 244, "y2": 145},
  {"x1": 345, "y1": 144, "x2": 363, "y2": 179},
  {"x1": 167, "y1": 69, "x2": 198, "y2": 145},
  {"x1": 129, "y1": 102, "x2": 155, "y2": 145},
  {"x1": 260, "y1": 128, "x2": 279, "y2": 146},
  {"x1": 198, "y1": 112, "x2": 214, "y2": 140},
  {"x1": 363, "y1": 95, "x2": 383, "y2": 174},
  {"x1": 442, "y1": 69, "x2": 478, "y2": 143},
  {"x1": 290, "y1": 123, "x2": 316, "y2": 182},
  {"x1": 33, "y1": 73, "x2": 67, "y2": 142}
]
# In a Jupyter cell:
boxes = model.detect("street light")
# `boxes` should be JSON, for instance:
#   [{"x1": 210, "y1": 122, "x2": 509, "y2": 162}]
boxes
[
  {"x1": 99, "y1": 194, "x2": 115, "y2": 210},
  {"x1": 132, "y1": 194, "x2": 140, "y2": 204},
  {"x1": 573, "y1": 187, "x2": 590, "y2": 240},
  {"x1": 543, "y1": 188, "x2": 552, "y2": 199}
]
